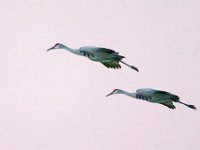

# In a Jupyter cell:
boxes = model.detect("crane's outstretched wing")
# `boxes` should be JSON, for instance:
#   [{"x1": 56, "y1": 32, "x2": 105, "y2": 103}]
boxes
[
  {"x1": 94, "y1": 48, "x2": 125, "y2": 69},
  {"x1": 160, "y1": 101, "x2": 176, "y2": 109},
  {"x1": 147, "y1": 91, "x2": 175, "y2": 103},
  {"x1": 136, "y1": 89, "x2": 175, "y2": 103},
  {"x1": 94, "y1": 48, "x2": 125, "y2": 61},
  {"x1": 101, "y1": 61, "x2": 122, "y2": 69},
  {"x1": 79, "y1": 47, "x2": 125, "y2": 69},
  {"x1": 96, "y1": 48, "x2": 116, "y2": 54}
]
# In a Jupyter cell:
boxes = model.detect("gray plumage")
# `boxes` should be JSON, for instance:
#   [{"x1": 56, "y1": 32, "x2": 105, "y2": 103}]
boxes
[
  {"x1": 106, "y1": 88, "x2": 197, "y2": 110},
  {"x1": 47, "y1": 43, "x2": 139, "y2": 71}
]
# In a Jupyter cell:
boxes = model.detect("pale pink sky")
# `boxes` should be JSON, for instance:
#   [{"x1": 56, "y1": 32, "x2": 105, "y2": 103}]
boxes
[{"x1": 0, "y1": 0, "x2": 200, "y2": 150}]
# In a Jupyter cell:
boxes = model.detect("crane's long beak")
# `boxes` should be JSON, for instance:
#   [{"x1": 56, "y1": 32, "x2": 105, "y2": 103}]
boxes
[
  {"x1": 106, "y1": 92, "x2": 113, "y2": 97},
  {"x1": 47, "y1": 46, "x2": 54, "y2": 51}
]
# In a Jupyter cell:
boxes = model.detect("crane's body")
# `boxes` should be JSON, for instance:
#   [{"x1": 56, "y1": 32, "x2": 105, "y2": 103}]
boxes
[
  {"x1": 106, "y1": 88, "x2": 196, "y2": 110},
  {"x1": 47, "y1": 43, "x2": 139, "y2": 71}
]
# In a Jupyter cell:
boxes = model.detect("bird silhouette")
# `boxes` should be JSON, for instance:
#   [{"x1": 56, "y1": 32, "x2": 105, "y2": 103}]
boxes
[
  {"x1": 47, "y1": 43, "x2": 139, "y2": 71},
  {"x1": 106, "y1": 88, "x2": 197, "y2": 110}
]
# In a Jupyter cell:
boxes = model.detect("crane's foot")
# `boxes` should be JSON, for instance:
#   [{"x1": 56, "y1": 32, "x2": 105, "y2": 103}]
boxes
[{"x1": 131, "y1": 66, "x2": 139, "y2": 72}]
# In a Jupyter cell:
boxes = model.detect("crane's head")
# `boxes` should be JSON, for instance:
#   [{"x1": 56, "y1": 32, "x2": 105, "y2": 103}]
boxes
[
  {"x1": 106, "y1": 89, "x2": 120, "y2": 97},
  {"x1": 47, "y1": 43, "x2": 65, "y2": 51}
]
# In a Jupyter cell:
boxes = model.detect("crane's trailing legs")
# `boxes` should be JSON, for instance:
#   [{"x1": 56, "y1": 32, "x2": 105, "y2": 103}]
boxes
[
  {"x1": 178, "y1": 101, "x2": 196, "y2": 110},
  {"x1": 120, "y1": 60, "x2": 139, "y2": 72}
]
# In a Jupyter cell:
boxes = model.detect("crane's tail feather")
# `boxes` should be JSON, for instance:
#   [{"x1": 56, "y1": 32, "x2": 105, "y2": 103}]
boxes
[
  {"x1": 178, "y1": 101, "x2": 197, "y2": 110},
  {"x1": 120, "y1": 60, "x2": 139, "y2": 72}
]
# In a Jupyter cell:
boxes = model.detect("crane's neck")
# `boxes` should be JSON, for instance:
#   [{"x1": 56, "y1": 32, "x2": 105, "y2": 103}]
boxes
[
  {"x1": 61, "y1": 44, "x2": 81, "y2": 55},
  {"x1": 117, "y1": 89, "x2": 137, "y2": 98}
]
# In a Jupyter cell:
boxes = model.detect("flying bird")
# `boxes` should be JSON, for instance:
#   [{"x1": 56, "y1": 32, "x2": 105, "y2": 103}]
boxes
[
  {"x1": 106, "y1": 88, "x2": 197, "y2": 110},
  {"x1": 47, "y1": 43, "x2": 139, "y2": 71}
]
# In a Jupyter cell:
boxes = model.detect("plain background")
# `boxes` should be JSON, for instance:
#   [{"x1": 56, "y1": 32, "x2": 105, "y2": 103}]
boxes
[{"x1": 0, "y1": 0, "x2": 200, "y2": 150}]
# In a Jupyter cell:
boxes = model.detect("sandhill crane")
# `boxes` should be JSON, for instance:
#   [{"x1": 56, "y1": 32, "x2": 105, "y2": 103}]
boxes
[
  {"x1": 106, "y1": 88, "x2": 197, "y2": 110},
  {"x1": 47, "y1": 43, "x2": 139, "y2": 71}
]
